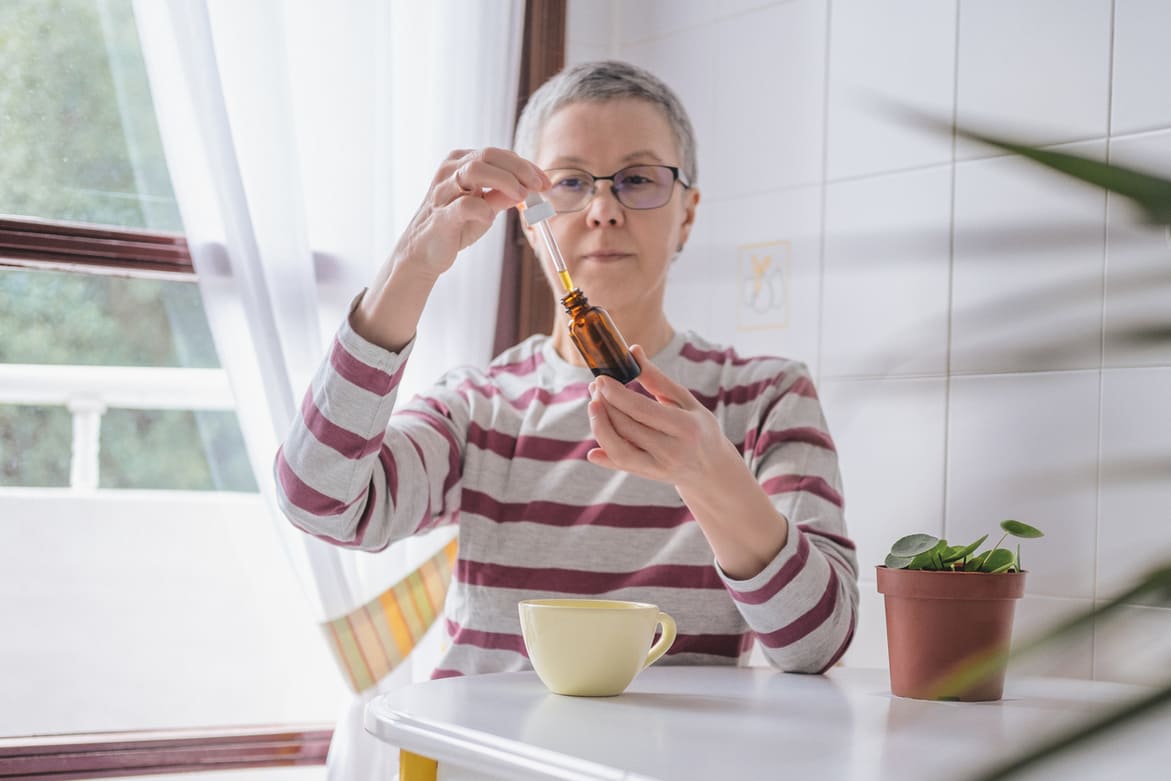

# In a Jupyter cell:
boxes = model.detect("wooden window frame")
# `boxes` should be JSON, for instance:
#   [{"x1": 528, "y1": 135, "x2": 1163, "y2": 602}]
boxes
[
  {"x1": 0, "y1": 725, "x2": 333, "y2": 780},
  {"x1": 494, "y1": 0, "x2": 566, "y2": 355},
  {"x1": 0, "y1": 216, "x2": 194, "y2": 280}
]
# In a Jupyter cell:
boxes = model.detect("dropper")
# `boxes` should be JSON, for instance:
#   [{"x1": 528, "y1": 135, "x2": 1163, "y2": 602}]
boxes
[{"x1": 519, "y1": 192, "x2": 574, "y2": 293}]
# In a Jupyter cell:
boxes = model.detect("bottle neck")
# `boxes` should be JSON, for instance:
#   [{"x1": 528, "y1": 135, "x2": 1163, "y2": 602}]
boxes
[{"x1": 559, "y1": 288, "x2": 589, "y2": 317}]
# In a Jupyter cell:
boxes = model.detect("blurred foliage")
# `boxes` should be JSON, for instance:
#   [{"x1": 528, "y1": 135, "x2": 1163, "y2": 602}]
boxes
[
  {"x1": 0, "y1": 0, "x2": 256, "y2": 492},
  {"x1": 0, "y1": 405, "x2": 71, "y2": 487},
  {"x1": 0, "y1": 0, "x2": 180, "y2": 228}
]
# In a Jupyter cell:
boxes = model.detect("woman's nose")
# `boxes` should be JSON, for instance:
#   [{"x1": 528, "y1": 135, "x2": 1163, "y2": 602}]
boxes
[{"x1": 585, "y1": 183, "x2": 624, "y2": 227}]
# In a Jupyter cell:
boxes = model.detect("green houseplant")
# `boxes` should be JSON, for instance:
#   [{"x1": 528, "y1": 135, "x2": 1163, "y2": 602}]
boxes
[{"x1": 877, "y1": 520, "x2": 1044, "y2": 701}]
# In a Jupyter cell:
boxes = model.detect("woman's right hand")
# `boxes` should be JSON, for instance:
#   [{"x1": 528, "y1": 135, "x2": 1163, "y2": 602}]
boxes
[
  {"x1": 351, "y1": 148, "x2": 550, "y2": 352},
  {"x1": 393, "y1": 147, "x2": 550, "y2": 278}
]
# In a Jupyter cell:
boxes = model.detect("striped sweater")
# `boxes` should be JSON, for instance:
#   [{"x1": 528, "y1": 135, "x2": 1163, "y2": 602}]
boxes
[{"x1": 276, "y1": 315, "x2": 859, "y2": 677}]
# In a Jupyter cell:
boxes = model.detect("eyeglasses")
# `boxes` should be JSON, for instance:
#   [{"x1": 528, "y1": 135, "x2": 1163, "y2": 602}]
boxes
[{"x1": 544, "y1": 165, "x2": 691, "y2": 213}]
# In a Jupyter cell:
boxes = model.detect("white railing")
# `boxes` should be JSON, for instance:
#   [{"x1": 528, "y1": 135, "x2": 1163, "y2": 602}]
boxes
[{"x1": 0, "y1": 363, "x2": 235, "y2": 491}]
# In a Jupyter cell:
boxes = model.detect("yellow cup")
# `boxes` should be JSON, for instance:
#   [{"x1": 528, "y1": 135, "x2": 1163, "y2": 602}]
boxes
[{"x1": 518, "y1": 598, "x2": 677, "y2": 697}]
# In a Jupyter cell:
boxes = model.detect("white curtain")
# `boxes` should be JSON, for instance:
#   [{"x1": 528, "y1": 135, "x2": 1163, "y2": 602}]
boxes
[{"x1": 133, "y1": 1, "x2": 524, "y2": 777}]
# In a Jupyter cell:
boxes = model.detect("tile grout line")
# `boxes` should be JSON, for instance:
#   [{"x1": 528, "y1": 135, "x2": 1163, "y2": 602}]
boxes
[
  {"x1": 1091, "y1": 0, "x2": 1121, "y2": 680},
  {"x1": 814, "y1": 0, "x2": 834, "y2": 388},
  {"x1": 941, "y1": 0, "x2": 962, "y2": 544}
]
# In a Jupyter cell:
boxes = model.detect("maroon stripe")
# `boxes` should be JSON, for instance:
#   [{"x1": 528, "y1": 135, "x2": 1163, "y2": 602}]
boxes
[
  {"x1": 761, "y1": 474, "x2": 844, "y2": 509},
  {"x1": 789, "y1": 376, "x2": 818, "y2": 399},
  {"x1": 757, "y1": 569, "x2": 840, "y2": 650},
  {"x1": 458, "y1": 378, "x2": 589, "y2": 411},
  {"x1": 665, "y1": 633, "x2": 743, "y2": 658},
  {"x1": 798, "y1": 523, "x2": 856, "y2": 551},
  {"x1": 680, "y1": 342, "x2": 775, "y2": 367},
  {"x1": 487, "y1": 351, "x2": 544, "y2": 378},
  {"x1": 276, "y1": 448, "x2": 354, "y2": 516},
  {"x1": 446, "y1": 619, "x2": 529, "y2": 655},
  {"x1": 462, "y1": 489, "x2": 693, "y2": 529},
  {"x1": 690, "y1": 374, "x2": 786, "y2": 411},
  {"x1": 301, "y1": 390, "x2": 383, "y2": 459},
  {"x1": 378, "y1": 444, "x2": 399, "y2": 507},
  {"x1": 431, "y1": 668, "x2": 464, "y2": 680},
  {"x1": 466, "y1": 422, "x2": 595, "y2": 462},
  {"x1": 330, "y1": 336, "x2": 402, "y2": 395},
  {"x1": 457, "y1": 559, "x2": 723, "y2": 594},
  {"x1": 749, "y1": 426, "x2": 836, "y2": 457},
  {"x1": 817, "y1": 614, "x2": 857, "y2": 674},
  {"x1": 727, "y1": 531, "x2": 811, "y2": 605},
  {"x1": 299, "y1": 481, "x2": 378, "y2": 549}
]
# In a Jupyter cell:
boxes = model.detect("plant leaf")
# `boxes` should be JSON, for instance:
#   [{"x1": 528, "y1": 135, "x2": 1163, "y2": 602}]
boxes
[
  {"x1": 908, "y1": 539, "x2": 948, "y2": 571},
  {"x1": 1001, "y1": 519, "x2": 1044, "y2": 539},
  {"x1": 945, "y1": 534, "x2": 989, "y2": 563},
  {"x1": 891, "y1": 533, "x2": 939, "y2": 558},
  {"x1": 951, "y1": 126, "x2": 1171, "y2": 225},
  {"x1": 885, "y1": 553, "x2": 914, "y2": 569},
  {"x1": 981, "y1": 548, "x2": 1016, "y2": 573}
]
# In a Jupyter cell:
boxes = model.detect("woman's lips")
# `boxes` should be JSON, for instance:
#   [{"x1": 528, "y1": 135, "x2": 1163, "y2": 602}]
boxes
[{"x1": 579, "y1": 251, "x2": 632, "y2": 262}]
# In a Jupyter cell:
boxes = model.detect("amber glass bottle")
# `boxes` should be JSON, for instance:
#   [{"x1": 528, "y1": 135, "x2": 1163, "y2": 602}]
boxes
[{"x1": 560, "y1": 288, "x2": 641, "y2": 384}]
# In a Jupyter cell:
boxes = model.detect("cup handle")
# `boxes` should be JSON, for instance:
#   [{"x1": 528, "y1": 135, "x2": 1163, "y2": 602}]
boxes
[{"x1": 642, "y1": 611, "x2": 677, "y2": 670}]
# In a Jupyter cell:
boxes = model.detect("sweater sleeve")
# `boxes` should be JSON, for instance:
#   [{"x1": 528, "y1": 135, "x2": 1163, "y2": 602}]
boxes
[
  {"x1": 717, "y1": 362, "x2": 859, "y2": 673},
  {"x1": 273, "y1": 309, "x2": 469, "y2": 552}
]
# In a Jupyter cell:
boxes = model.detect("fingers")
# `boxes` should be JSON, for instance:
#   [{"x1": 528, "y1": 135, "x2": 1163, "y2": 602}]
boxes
[
  {"x1": 629, "y1": 345, "x2": 697, "y2": 409},
  {"x1": 592, "y1": 374, "x2": 686, "y2": 437},
  {"x1": 437, "y1": 148, "x2": 550, "y2": 208},
  {"x1": 586, "y1": 396, "x2": 661, "y2": 477}
]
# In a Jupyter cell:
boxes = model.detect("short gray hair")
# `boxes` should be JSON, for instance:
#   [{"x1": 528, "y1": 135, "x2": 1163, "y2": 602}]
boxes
[{"x1": 514, "y1": 60, "x2": 698, "y2": 185}]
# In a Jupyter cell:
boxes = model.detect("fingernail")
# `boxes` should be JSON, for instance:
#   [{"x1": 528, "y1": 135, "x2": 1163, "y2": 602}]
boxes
[{"x1": 588, "y1": 381, "x2": 598, "y2": 398}]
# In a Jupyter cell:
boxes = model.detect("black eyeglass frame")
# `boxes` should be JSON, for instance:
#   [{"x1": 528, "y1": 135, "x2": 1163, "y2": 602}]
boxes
[{"x1": 543, "y1": 164, "x2": 693, "y2": 213}]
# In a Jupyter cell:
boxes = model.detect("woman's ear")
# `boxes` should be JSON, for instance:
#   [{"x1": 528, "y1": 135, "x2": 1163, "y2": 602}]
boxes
[{"x1": 677, "y1": 185, "x2": 701, "y2": 249}]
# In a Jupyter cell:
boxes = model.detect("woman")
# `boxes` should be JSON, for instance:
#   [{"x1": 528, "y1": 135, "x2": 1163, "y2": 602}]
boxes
[{"x1": 276, "y1": 60, "x2": 858, "y2": 677}]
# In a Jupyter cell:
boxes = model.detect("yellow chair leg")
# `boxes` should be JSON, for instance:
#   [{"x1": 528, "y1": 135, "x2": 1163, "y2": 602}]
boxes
[{"x1": 399, "y1": 749, "x2": 438, "y2": 781}]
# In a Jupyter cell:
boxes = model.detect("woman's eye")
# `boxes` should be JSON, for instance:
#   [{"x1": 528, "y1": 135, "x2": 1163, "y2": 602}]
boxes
[
  {"x1": 555, "y1": 177, "x2": 587, "y2": 191},
  {"x1": 621, "y1": 175, "x2": 653, "y2": 187}
]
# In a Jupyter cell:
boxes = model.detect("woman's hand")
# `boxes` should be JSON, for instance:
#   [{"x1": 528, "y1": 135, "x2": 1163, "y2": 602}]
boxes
[
  {"x1": 587, "y1": 344, "x2": 789, "y2": 580},
  {"x1": 352, "y1": 148, "x2": 549, "y2": 352},
  {"x1": 585, "y1": 345, "x2": 736, "y2": 489},
  {"x1": 394, "y1": 147, "x2": 550, "y2": 279}
]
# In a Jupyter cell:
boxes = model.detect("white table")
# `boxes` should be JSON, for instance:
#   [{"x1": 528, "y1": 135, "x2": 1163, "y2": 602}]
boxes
[{"x1": 365, "y1": 666, "x2": 1171, "y2": 781}]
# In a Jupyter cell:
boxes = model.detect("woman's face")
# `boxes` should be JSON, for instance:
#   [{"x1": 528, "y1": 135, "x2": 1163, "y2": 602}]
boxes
[{"x1": 529, "y1": 98, "x2": 699, "y2": 318}]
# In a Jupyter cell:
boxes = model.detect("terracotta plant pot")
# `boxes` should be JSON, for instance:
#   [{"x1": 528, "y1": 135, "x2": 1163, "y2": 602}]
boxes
[{"x1": 876, "y1": 566, "x2": 1026, "y2": 702}]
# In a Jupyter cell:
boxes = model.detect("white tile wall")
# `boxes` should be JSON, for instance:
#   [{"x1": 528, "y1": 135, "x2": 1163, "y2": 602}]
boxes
[
  {"x1": 955, "y1": 0, "x2": 1112, "y2": 158},
  {"x1": 1104, "y1": 130, "x2": 1171, "y2": 367},
  {"x1": 704, "y1": 185, "x2": 824, "y2": 374},
  {"x1": 565, "y1": 40, "x2": 608, "y2": 69},
  {"x1": 819, "y1": 377, "x2": 947, "y2": 573},
  {"x1": 709, "y1": 1, "x2": 828, "y2": 201},
  {"x1": 1009, "y1": 595, "x2": 1095, "y2": 679},
  {"x1": 1110, "y1": 0, "x2": 1171, "y2": 135},
  {"x1": 946, "y1": 371, "x2": 1100, "y2": 599},
  {"x1": 950, "y1": 141, "x2": 1107, "y2": 374},
  {"x1": 577, "y1": 0, "x2": 1171, "y2": 683},
  {"x1": 1093, "y1": 604, "x2": 1171, "y2": 686},
  {"x1": 622, "y1": 25, "x2": 716, "y2": 193},
  {"x1": 1098, "y1": 368, "x2": 1171, "y2": 605},
  {"x1": 821, "y1": 166, "x2": 953, "y2": 378},
  {"x1": 566, "y1": 0, "x2": 614, "y2": 49},
  {"x1": 826, "y1": 0, "x2": 957, "y2": 180}
]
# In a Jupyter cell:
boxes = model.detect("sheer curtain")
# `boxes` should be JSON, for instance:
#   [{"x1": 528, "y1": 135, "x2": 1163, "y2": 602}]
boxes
[{"x1": 133, "y1": 0, "x2": 524, "y2": 776}]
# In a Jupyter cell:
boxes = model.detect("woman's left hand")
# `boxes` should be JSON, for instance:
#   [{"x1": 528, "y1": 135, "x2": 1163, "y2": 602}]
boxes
[{"x1": 586, "y1": 345, "x2": 738, "y2": 489}]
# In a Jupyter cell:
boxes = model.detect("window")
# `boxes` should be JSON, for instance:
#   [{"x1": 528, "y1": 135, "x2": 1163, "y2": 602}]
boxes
[
  {"x1": 0, "y1": 0, "x2": 254, "y2": 492},
  {"x1": 0, "y1": 0, "x2": 343, "y2": 754}
]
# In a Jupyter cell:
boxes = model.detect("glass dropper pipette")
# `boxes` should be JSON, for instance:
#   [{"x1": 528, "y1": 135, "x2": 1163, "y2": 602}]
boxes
[{"x1": 520, "y1": 192, "x2": 574, "y2": 293}]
